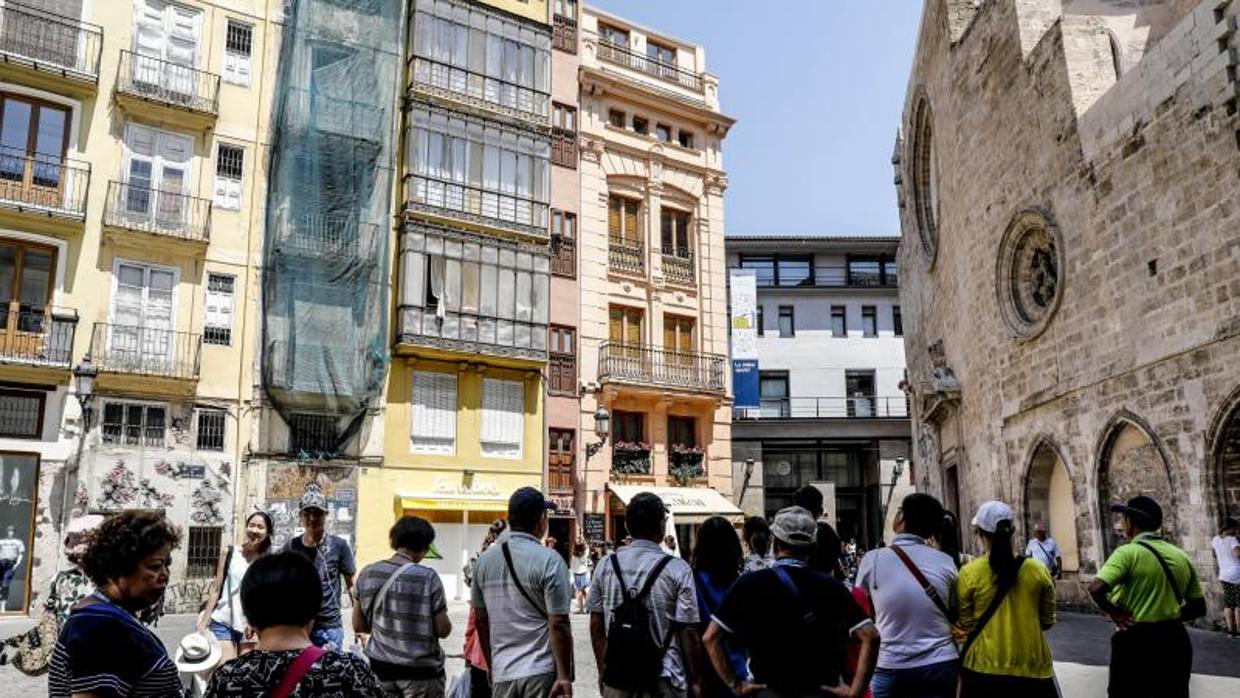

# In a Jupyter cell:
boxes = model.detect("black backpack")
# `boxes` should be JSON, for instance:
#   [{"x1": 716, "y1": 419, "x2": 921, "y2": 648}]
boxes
[{"x1": 602, "y1": 553, "x2": 675, "y2": 692}]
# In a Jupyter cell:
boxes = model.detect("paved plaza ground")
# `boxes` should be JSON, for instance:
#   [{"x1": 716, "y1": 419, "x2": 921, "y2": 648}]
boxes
[{"x1": 1, "y1": 604, "x2": 1238, "y2": 697}]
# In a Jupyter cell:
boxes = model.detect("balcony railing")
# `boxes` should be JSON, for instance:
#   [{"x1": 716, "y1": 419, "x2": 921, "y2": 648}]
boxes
[
  {"x1": 0, "y1": 2, "x2": 103, "y2": 81},
  {"x1": 612, "y1": 445, "x2": 652, "y2": 475},
  {"x1": 115, "y1": 49, "x2": 220, "y2": 115},
  {"x1": 738, "y1": 396, "x2": 910, "y2": 420},
  {"x1": 282, "y1": 89, "x2": 386, "y2": 144},
  {"x1": 551, "y1": 235, "x2": 575, "y2": 277},
  {"x1": 662, "y1": 249, "x2": 694, "y2": 286},
  {"x1": 548, "y1": 352, "x2": 576, "y2": 395},
  {"x1": 733, "y1": 265, "x2": 899, "y2": 289},
  {"x1": 609, "y1": 237, "x2": 644, "y2": 275},
  {"x1": 274, "y1": 212, "x2": 381, "y2": 261},
  {"x1": 404, "y1": 173, "x2": 549, "y2": 238},
  {"x1": 553, "y1": 15, "x2": 577, "y2": 53},
  {"x1": 409, "y1": 54, "x2": 549, "y2": 121},
  {"x1": 598, "y1": 342, "x2": 726, "y2": 393},
  {"x1": 0, "y1": 146, "x2": 89, "y2": 217},
  {"x1": 90, "y1": 323, "x2": 202, "y2": 380},
  {"x1": 103, "y1": 181, "x2": 212, "y2": 243},
  {"x1": 596, "y1": 41, "x2": 703, "y2": 91},
  {"x1": 0, "y1": 304, "x2": 75, "y2": 367}
]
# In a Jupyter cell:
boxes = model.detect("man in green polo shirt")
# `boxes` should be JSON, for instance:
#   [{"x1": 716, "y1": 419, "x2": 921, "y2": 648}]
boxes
[{"x1": 1088, "y1": 495, "x2": 1205, "y2": 698}]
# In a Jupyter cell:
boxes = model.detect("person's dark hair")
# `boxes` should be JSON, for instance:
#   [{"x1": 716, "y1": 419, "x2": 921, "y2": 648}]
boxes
[
  {"x1": 241, "y1": 552, "x2": 322, "y2": 630},
  {"x1": 81, "y1": 511, "x2": 181, "y2": 587},
  {"x1": 773, "y1": 536, "x2": 811, "y2": 561},
  {"x1": 573, "y1": 541, "x2": 587, "y2": 557},
  {"x1": 982, "y1": 519, "x2": 1020, "y2": 591},
  {"x1": 243, "y1": 511, "x2": 274, "y2": 555},
  {"x1": 508, "y1": 487, "x2": 548, "y2": 533},
  {"x1": 390, "y1": 515, "x2": 435, "y2": 553},
  {"x1": 692, "y1": 516, "x2": 743, "y2": 584},
  {"x1": 625, "y1": 492, "x2": 667, "y2": 540},
  {"x1": 482, "y1": 519, "x2": 508, "y2": 552},
  {"x1": 938, "y1": 511, "x2": 962, "y2": 568},
  {"x1": 808, "y1": 520, "x2": 843, "y2": 578},
  {"x1": 900, "y1": 493, "x2": 946, "y2": 538},
  {"x1": 742, "y1": 516, "x2": 770, "y2": 558},
  {"x1": 792, "y1": 485, "x2": 825, "y2": 520},
  {"x1": 1222, "y1": 518, "x2": 1240, "y2": 534}
]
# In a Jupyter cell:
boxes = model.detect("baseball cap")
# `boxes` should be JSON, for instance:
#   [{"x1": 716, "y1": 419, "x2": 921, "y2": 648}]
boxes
[
  {"x1": 508, "y1": 486, "x2": 556, "y2": 529},
  {"x1": 1110, "y1": 495, "x2": 1163, "y2": 530},
  {"x1": 770, "y1": 506, "x2": 817, "y2": 547},
  {"x1": 970, "y1": 500, "x2": 1014, "y2": 533},
  {"x1": 299, "y1": 484, "x2": 328, "y2": 512}
]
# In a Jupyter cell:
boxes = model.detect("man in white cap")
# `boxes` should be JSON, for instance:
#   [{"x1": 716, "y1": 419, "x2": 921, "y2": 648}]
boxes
[
  {"x1": 1024, "y1": 523, "x2": 1062, "y2": 580},
  {"x1": 704, "y1": 506, "x2": 879, "y2": 698}
]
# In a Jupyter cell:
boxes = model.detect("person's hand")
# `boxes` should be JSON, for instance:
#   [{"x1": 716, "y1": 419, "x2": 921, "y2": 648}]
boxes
[
  {"x1": 244, "y1": 625, "x2": 256, "y2": 641},
  {"x1": 688, "y1": 681, "x2": 703, "y2": 698},
  {"x1": 1108, "y1": 607, "x2": 1134, "y2": 631},
  {"x1": 735, "y1": 680, "x2": 767, "y2": 696},
  {"x1": 822, "y1": 684, "x2": 861, "y2": 698},
  {"x1": 195, "y1": 612, "x2": 208, "y2": 633},
  {"x1": 549, "y1": 678, "x2": 573, "y2": 698}
]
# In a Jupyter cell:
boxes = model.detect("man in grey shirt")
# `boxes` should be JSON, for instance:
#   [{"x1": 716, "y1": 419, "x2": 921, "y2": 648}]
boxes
[{"x1": 472, "y1": 487, "x2": 573, "y2": 698}]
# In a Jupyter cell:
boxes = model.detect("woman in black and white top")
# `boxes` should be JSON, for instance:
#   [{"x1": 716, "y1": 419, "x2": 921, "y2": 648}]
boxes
[{"x1": 199, "y1": 511, "x2": 274, "y2": 661}]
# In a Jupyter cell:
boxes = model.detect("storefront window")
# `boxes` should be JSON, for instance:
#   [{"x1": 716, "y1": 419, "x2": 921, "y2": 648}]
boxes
[{"x1": 0, "y1": 452, "x2": 38, "y2": 613}]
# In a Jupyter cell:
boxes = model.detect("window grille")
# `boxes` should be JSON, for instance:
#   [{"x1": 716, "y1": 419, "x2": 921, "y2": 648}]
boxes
[
  {"x1": 196, "y1": 409, "x2": 226, "y2": 451},
  {"x1": 187, "y1": 526, "x2": 223, "y2": 578},
  {"x1": 0, "y1": 390, "x2": 43, "y2": 438}
]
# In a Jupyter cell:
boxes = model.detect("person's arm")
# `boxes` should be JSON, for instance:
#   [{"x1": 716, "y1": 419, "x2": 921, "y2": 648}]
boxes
[
  {"x1": 677, "y1": 624, "x2": 703, "y2": 698},
  {"x1": 431, "y1": 607, "x2": 452, "y2": 639},
  {"x1": 702, "y1": 621, "x2": 764, "y2": 696},
  {"x1": 1181, "y1": 564, "x2": 1207, "y2": 622},
  {"x1": 825, "y1": 623, "x2": 879, "y2": 698},
  {"x1": 339, "y1": 538, "x2": 358, "y2": 602},
  {"x1": 475, "y1": 606, "x2": 493, "y2": 673},
  {"x1": 548, "y1": 614, "x2": 574, "y2": 698},
  {"x1": 955, "y1": 566, "x2": 976, "y2": 636},
  {"x1": 1039, "y1": 565, "x2": 1056, "y2": 631},
  {"x1": 352, "y1": 597, "x2": 370, "y2": 634},
  {"x1": 431, "y1": 575, "x2": 452, "y2": 638},
  {"x1": 1090, "y1": 547, "x2": 1134, "y2": 629},
  {"x1": 197, "y1": 546, "x2": 230, "y2": 630},
  {"x1": 588, "y1": 612, "x2": 607, "y2": 688}
]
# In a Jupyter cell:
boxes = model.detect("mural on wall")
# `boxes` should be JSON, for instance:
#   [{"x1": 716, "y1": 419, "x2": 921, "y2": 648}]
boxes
[
  {"x1": 262, "y1": 463, "x2": 358, "y2": 551},
  {"x1": 0, "y1": 453, "x2": 38, "y2": 614}
]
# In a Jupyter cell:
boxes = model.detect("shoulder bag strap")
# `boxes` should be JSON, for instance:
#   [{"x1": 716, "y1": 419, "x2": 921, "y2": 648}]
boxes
[
  {"x1": 502, "y1": 542, "x2": 547, "y2": 618},
  {"x1": 271, "y1": 646, "x2": 327, "y2": 698},
  {"x1": 367, "y1": 561, "x2": 416, "y2": 625},
  {"x1": 223, "y1": 545, "x2": 236, "y2": 628},
  {"x1": 1135, "y1": 541, "x2": 1184, "y2": 604},
  {"x1": 635, "y1": 555, "x2": 674, "y2": 601},
  {"x1": 960, "y1": 558, "x2": 1025, "y2": 660},
  {"x1": 890, "y1": 545, "x2": 952, "y2": 621},
  {"x1": 609, "y1": 552, "x2": 631, "y2": 601}
]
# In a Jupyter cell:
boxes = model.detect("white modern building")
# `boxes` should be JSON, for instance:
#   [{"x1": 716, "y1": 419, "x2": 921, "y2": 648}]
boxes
[{"x1": 727, "y1": 236, "x2": 913, "y2": 546}]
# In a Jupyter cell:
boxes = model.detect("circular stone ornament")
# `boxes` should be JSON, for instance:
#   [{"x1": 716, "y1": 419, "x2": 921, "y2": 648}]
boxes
[{"x1": 997, "y1": 209, "x2": 1065, "y2": 340}]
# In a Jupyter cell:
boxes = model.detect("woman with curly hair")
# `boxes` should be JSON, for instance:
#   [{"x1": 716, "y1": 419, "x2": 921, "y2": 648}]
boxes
[
  {"x1": 48, "y1": 510, "x2": 183, "y2": 697},
  {"x1": 199, "y1": 511, "x2": 274, "y2": 661}
]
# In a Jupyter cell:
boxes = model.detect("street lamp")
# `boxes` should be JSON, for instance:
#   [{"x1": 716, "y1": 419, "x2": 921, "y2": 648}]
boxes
[
  {"x1": 882, "y1": 456, "x2": 907, "y2": 523},
  {"x1": 73, "y1": 354, "x2": 97, "y2": 413},
  {"x1": 584, "y1": 406, "x2": 610, "y2": 460},
  {"x1": 59, "y1": 356, "x2": 98, "y2": 531}
]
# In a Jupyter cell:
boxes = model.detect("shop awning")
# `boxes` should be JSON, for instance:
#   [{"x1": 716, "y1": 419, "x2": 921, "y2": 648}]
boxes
[
  {"x1": 396, "y1": 491, "x2": 509, "y2": 513},
  {"x1": 607, "y1": 484, "x2": 744, "y2": 524}
]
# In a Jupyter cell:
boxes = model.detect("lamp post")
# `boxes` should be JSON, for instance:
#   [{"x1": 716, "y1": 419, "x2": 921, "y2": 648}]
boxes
[
  {"x1": 881, "y1": 456, "x2": 907, "y2": 527},
  {"x1": 59, "y1": 356, "x2": 97, "y2": 530},
  {"x1": 584, "y1": 406, "x2": 610, "y2": 460},
  {"x1": 737, "y1": 457, "x2": 755, "y2": 507}
]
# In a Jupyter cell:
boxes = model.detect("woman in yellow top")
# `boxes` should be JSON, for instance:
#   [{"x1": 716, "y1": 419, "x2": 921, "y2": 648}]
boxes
[{"x1": 956, "y1": 500, "x2": 1060, "y2": 698}]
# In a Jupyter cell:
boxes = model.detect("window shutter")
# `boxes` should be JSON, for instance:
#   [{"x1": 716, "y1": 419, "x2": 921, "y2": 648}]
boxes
[
  {"x1": 608, "y1": 198, "x2": 620, "y2": 239},
  {"x1": 205, "y1": 274, "x2": 234, "y2": 345},
  {"x1": 624, "y1": 200, "x2": 639, "y2": 244},
  {"x1": 481, "y1": 378, "x2": 523, "y2": 458},
  {"x1": 412, "y1": 371, "x2": 457, "y2": 454}
]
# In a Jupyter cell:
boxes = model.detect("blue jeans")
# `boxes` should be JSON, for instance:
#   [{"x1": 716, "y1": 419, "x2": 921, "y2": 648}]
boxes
[
  {"x1": 310, "y1": 625, "x2": 344, "y2": 650},
  {"x1": 208, "y1": 619, "x2": 244, "y2": 646},
  {"x1": 871, "y1": 659, "x2": 959, "y2": 698}
]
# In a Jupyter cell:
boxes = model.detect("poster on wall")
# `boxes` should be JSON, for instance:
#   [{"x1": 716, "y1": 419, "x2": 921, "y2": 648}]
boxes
[
  {"x1": 0, "y1": 453, "x2": 38, "y2": 614},
  {"x1": 262, "y1": 463, "x2": 358, "y2": 550},
  {"x1": 729, "y1": 269, "x2": 760, "y2": 409}
]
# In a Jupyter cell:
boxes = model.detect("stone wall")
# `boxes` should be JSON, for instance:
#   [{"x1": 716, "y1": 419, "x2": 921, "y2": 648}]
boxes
[{"x1": 896, "y1": 0, "x2": 1240, "y2": 616}]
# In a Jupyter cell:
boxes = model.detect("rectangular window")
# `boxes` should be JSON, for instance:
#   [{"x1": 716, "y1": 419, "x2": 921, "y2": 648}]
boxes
[
  {"x1": 608, "y1": 109, "x2": 626, "y2": 128},
  {"x1": 195, "y1": 408, "x2": 226, "y2": 451},
  {"x1": 612, "y1": 410, "x2": 644, "y2": 442},
  {"x1": 121, "y1": 123, "x2": 194, "y2": 224},
  {"x1": 204, "y1": 273, "x2": 235, "y2": 346},
  {"x1": 288, "y1": 414, "x2": 335, "y2": 454},
  {"x1": 759, "y1": 372, "x2": 789, "y2": 418},
  {"x1": 186, "y1": 527, "x2": 223, "y2": 578},
  {"x1": 893, "y1": 305, "x2": 903, "y2": 337},
  {"x1": 481, "y1": 378, "x2": 524, "y2": 459},
  {"x1": 668, "y1": 415, "x2": 696, "y2": 447},
  {"x1": 551, "y1": 209, "x2": 576, "y2": 240},
  {"x1": 555, "y1": 0, "x2": 577, "y2": 20},
  {"x1": 101, "y1": 401, "x2": 166, "y2": 447},
  {"x1": 845, "y1": 370, "x2": 876, "y2": 418},
  {"x1": 655, "y1": 123, "x2": 671, "y2": 143},
  {"x1": 223, "y1": 19, "x2": 253, "y2": 86},
  {"x1": 739, "y1": 254, "x2": 812, "y2": 287},
  {"x1": 412, "y1": 371, "x2": 457, "y2": 455},
  {"x1": 756, "y1": 305, "x2": 764, "y2": 337},
  {"x1": 551, "y1": 209, "x2": 576, "y2": 277},
  {"x1": 831, "y1": 305, "x2": 847, "y2": 338},
  {"x1": 0, "y1": 389, "x2": 44, "y2": 439},
  {"x1": 660, "y1": 208, "x2": 691, "y2": 256},
  {"x1": 778, "y1": 305, "x2": 794, "y2": 338},
  {"x1": 678, "y1": 130, "x2": 694, "y2": 149},
  {"x1": 548, "y1": 428, "x2": 575, "y2": 493},
  {"x1": 609, "y1": 305, "x2": 643, "y2": 346},
  {"x1": 0, "y1": 238, "x2": 56, "y2": 343},
  {"x1": 213, "y1": 144, "x2": 244, "y2": 210},
  {"x1": 847, "y1": 257, "x2": 883, "y2": 287},
  {"x1": 607, "y1": 196, "x2": 641, "y2": 245},
  {"x1": 599, "y1": 24, "x2": 629, "y2": 48},
  {"x1": 632, "y1": 115, "x2": 649, "y2": 135},
  {"x1": 549, "y1": 325, "x2": 576, "y2": 395},
  {"x1": 664, "y1": 314, "x2": 694, "y2": 353},
  {"x1": 552, "y1": 103, "x2": 577, "y2": 168},
  {"x1": 862, "y1": 305, "x2": 877, "y2": 338}
]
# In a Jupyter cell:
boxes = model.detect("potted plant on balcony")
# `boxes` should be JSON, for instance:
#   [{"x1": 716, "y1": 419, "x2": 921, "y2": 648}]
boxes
[
  {"x1": 668, "y1": 444, "x2": 705, "y2": 485},
  {"x1": 612, "y1": 440, "x2": 652, "y2": 475}
]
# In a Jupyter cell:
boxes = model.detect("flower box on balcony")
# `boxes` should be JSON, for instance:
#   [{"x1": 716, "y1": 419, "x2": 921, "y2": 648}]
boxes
[
  {"x1": 612, "y1": 441, "x2": 652, "y2": 475},
  {"x1": 669, "y1": 445, "x2": 705, "y2": 484}
]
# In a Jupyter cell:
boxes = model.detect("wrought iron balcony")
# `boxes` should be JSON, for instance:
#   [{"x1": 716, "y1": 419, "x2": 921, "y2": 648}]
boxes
[
  {"x1": 596, "y1": 41, "x2": 703, "y2": 91},
  {"x1": 282, "y1": 89, "x2": 386, "y2": 144},
  {"x1": 0, "y1": 146, "x2": 89, "y2": 218},
  {"x1": 90, "y1": 323, "x2": 202, "y2": 380},
  {"x1": 662, "y1": 248, "x2": 694, "y2": 286},
  {"x1": 553, "y1": 15, "x2": 577, "y2": 54},
  {"x1": 115, "y1": 49, "x2": 220, "y2": 115},
  {"x1": 0, "y1": 2, "x2": 103, "y2": 83},
  {"x1": 273, "y1": 212, "x2": 381, "y2": 261},
  {"x1": 409, "y1": 54, "x2": 549, "y2": 122},
  {"x1": 608, "y1": 237, "x2": 644, "y2": 275},
  {"x1": 0, "y1": 304, "x2": 75, "y2": 368},
  {"x1": 598, "y1": 342, "x2": 726, "y2": 393},
  {"x1": 551, "y1": 235, "x2": 575, "y2": 277},
  {"x1": 404, "y1": 173, "x2": 549, "y2": 239},
  {"x1": 734, "y1": 265, "x2": 899, "y2": 289},
  {"x1": 103, "y1": 181, "x2": 212, "y2": 244},
  {"x1": 739, "y1": 396, "x2": 910, "y2": 420},
  {"x1": 612, "y1": 444, "x2": 652, "y2": 475}
]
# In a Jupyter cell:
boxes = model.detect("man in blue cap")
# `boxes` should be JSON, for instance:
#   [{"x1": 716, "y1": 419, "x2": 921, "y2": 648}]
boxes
[{"x1": 1089, "y1": 495, "x2": 1205, "y2": 698}]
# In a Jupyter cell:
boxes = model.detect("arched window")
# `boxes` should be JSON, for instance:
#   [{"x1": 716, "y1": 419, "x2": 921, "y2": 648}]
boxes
[
  {"x1": 910, "y1": 96, "x2": 938, "y2": 261},
  {"x1": 1107, "y1": 30, "x2": 1124, "y2": 79}
]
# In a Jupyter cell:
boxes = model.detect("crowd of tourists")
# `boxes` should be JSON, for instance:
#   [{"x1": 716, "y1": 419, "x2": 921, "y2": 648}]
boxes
[{"x1": 1, "y1": 478, "x2": 1235, "y2": 698}]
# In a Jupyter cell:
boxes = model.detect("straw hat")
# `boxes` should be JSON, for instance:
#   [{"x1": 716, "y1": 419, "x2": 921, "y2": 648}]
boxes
[{"x1": 174, "y1": 632, "x2": 222, "y2": 674}]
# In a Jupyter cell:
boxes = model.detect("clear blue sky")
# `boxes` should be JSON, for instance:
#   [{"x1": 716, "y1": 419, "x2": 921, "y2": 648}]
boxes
[{"x1": 590, "y1": 1, "x2": 923, "y2": 236}]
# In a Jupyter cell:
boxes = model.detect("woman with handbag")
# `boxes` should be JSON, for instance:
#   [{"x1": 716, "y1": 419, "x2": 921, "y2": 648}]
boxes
[
  {"x1": 199, "y1": 511, "x2": 274, "y2": 661},
  {"x1": 205, "y1": 552, "x2": 383, "y2": 697},
  {"x1": 956, "y1": 501, "x2": 1059, "y2": 698}
]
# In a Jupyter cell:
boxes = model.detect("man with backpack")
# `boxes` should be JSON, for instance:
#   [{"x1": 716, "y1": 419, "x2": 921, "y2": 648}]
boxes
[
  {"x1": 1089, "y1": 495, "x2": 1205, "y2": 698},
  {"x1": 703, "y1": 506, "x2": 879, "y2": 698},
  {"x1": 1024, "y1": 523, "x2": 1062, "y2": 579},
  {"x1": 472, "y1": 487, "x2": 574, "y2": 698},
  {"x1": 587, "y1": 492, "x2": 703, "y2": 698}
]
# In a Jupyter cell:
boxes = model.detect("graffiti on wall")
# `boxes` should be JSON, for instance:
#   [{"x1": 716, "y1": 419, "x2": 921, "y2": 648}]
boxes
[{"x1": 262, "y1": 463, "x2": 358, "y2": 551}]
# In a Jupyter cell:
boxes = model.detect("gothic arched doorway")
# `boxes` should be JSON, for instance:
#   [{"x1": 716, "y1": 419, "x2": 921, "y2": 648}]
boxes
[
  {"x1": 1097, "y1": 415, "x2": 1176, "y2": 553},
  {"x1": 1024, "y1": 439, "x2": 1080, "y2": 572},
  {"x1": 1212, "y1": 394, "x2": 1240, "y2": 521}
]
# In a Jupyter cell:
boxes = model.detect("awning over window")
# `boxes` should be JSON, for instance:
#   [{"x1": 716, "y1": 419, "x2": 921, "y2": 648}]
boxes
[
  {"x1": 607, "y1": 484, "x2": 743, "y2": 525},
  {"x1": 396, "y1": 491, "x2": 509, "y2": 513}
]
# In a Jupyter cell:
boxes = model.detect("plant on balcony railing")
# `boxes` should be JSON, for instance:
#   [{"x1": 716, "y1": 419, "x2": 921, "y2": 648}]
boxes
[
  {"x1": 669, "y1": 444, "x2": 705, "y2": 484},
  {"x1": 611, "y1": 441, "x2": 652, "y2": 475}
]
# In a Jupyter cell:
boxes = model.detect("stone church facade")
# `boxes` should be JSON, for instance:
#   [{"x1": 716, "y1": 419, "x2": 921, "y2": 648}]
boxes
[{"x1": 895, "y1": 0, "x2": 1240, "y2": 611}]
